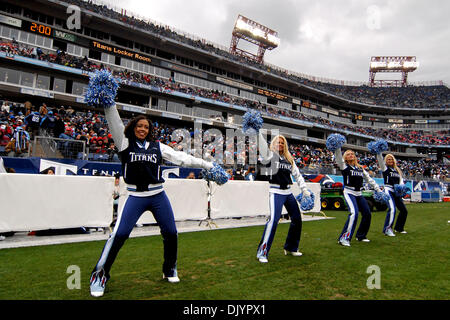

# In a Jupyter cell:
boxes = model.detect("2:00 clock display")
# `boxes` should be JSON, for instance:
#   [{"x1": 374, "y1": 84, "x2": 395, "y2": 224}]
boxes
[{"x1": 22, "y1": 21, "x2": 52, "y2": 36}]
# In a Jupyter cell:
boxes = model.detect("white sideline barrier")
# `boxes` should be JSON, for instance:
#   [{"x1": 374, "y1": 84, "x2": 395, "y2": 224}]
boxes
[
  {"x1": 210, "y1": 180, "x2": 270, "y2": 219},
  {"x1": 410, "y1": 192, "x2": 422, "y2": 202},
  {"x1": 210, "y1": 181, "x2": 321, "y2": 219},
  {"x1": 0, "y1": 174, "x2": 320, "y2": 233},
  {"x1": 117, "y1": 178, "x2": 209, "y2": 225},
  {"x1": 0, "y1": 173, "x2": 114, "y2": 232},
  {"x1": 287, "y1": 183, "x2": 322, "y2": 214}
]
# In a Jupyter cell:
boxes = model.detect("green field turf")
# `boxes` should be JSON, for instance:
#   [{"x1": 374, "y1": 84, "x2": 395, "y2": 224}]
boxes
[{"x1": 0, "y1": 202, "x2": 448, "y2": 300}]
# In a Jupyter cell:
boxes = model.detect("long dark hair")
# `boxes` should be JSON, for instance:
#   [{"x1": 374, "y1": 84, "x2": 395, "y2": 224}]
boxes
[{"x1": 124, "y1": 115, "x2": 154, "y2": 141}]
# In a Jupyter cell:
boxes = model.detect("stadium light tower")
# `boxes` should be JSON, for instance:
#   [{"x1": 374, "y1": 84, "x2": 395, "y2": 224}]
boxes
[
  {"x1": 229, "y1": 15, "x2": 279, "y2": 64},
  {"x1": 369, "y1": 56, "x2": 419, "y2": 87}
]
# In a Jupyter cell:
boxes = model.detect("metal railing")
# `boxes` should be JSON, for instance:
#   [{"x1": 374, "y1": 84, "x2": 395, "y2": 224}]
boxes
[{"x1": 30, "y1": 134, "x2": 86, "y2": 160}]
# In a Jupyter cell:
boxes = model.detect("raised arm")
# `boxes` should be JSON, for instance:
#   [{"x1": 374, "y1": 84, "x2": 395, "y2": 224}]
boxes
[
  {"x1": 334, "y1": 147, "x2": 346, "y2": 170},
  {"x1": 104, "y1": 106, "x2": 128, "y2": 152},
  {"x1": 160, "y1": 143, "x2": 213, "y2": 170},
  {"x1": 258, "y1": 131, "x2": 273, "y2": 162},
  {"x1": 376, "y1": 153, "x2": 387, "y2": 172}
]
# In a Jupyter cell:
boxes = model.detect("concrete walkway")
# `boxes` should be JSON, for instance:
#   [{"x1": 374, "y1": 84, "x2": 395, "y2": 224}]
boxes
[{"x1": 0, "y1": 214, "x2": 333, "y2": 249}]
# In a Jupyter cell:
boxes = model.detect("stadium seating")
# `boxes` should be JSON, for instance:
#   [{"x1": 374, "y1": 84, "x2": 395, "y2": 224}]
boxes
[
  {"x1": 0, "y1": 39, "x2": 448, "y2": 147},
  {"x1": 0, "y1": 102, "x2": 448, "y2": 182},
  {"x1": 60, "y1": 0, "x2": 450, "y2": 110},
  {"x1": 0, "y1": 0, "x2": 447, "y2": 184}
]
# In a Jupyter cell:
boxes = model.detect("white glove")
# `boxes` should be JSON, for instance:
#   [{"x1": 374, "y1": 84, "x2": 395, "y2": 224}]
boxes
[{"x1": 302, "y1": 189, "x2": 311, "y2": 198}]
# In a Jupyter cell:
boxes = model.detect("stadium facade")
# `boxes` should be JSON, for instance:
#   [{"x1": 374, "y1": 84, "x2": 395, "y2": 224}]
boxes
[{"x1": 0, "y1": 0, "x2": 448, "y2": 165}]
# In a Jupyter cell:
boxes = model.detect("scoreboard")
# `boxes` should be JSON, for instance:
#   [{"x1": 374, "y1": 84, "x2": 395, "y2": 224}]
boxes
[{"x1": 21, "y1": 20, "x2": 52, "y2": 36}]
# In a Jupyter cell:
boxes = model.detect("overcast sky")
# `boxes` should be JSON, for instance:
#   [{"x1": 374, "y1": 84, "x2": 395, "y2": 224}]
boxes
[{"x1": 100, "y1": 0, "x2": 450, "y2": 85}]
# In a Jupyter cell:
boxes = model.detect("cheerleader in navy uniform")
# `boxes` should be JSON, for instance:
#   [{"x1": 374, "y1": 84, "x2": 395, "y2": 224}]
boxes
[
  {"x1": 87, "y1": 71, "x2": 229, "y2": 297},
  {"x1": 333, "y1": 147, "x2": 383, "y2": 246},
  {"x1": 256, "y1": 134, "x2": 311, "y2": 263},
  {"x1": 377, "y1": 153, "x2": 408, "y2": 236}
]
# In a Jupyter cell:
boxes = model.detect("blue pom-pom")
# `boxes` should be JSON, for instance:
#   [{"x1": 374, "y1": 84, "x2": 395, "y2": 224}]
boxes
[
  {"x1": 367, "y1": 139, "x2": 388, "y2": 154},
  {"x1": 202, "y1": 163, "x2": 230, "y2": 185},
  {"x1": 84, "y1": 70, "x2": 119, "y2": 108},
  {"x1": 373, "y1": 191, "x2": 391, "y2": 205},
  {"x1": 242, "y1": 110, "x2": 263, "y2": 133},
  {"x1": 326, "y1": 134, "x2": 346, "y2": 151},
  {"x1": 295, "y1": 190, "x2": 315, "y2": 211},
  {"x1": 394, "y1": 184, "x2": 410, "y2": 197}
]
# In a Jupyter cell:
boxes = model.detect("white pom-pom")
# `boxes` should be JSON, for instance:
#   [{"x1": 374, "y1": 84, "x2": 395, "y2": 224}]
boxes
[
  {"x1": 326, "y1": 134, "x2": 346, "y2": 151},
  {"x1": 242, "y1": 110, "x2": 263, "y2": 133}
]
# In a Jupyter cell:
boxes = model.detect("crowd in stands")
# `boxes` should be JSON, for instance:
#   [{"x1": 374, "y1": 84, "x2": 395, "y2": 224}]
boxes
[
  {"x1": 288, "y1": 144, "x2": 448, "y2": 181},
  {"x1": 1, "y1": 38, "x2": 448, "y2": 147},
  {"x1": 0, "y1": 100, "x2": 180, "y2": 161},
  {"x1": 266, "y1": 107, "x2": 450, "y2": 145},
  {"x1": 0, "y1": 100, "x2": 448, "y2": 181},
  {"x1": 296, "y1": 82, "x2": 450, "y2": 109},
  {"x1": 0, "y1": 38, "x2": 99, "y2": 72},
  {"x1": 62, "y1": 0, "x2": 450, "y2": 110}
]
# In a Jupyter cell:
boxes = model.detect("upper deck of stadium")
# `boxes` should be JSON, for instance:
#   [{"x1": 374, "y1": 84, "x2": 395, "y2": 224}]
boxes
[
  {"x1": 1, "y1": 1, "x2": 448, "y2": 107},
  {"x1": 60, "y1": 0, "x2": 449, "y2": 109},
  {"x1": 0, "y1": 0, "x2": 448, "y2": 157}
]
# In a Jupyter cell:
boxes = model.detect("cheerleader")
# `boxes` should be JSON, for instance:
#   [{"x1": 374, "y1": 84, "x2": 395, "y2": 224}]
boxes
[
  {"x1": 377, "y1": 153, "x2": 408, "y2": 235},
  {"x1": 256, "y1": 134, "x2": 310, "y2": 263},
  {"x1": 87, "y1": 71, "x2": 229, "y2": 297},
  {"x1": 333, "y1": 148, "x2": 383, "y2": 246}
]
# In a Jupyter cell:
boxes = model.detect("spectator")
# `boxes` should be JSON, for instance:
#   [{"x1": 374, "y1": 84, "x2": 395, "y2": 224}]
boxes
[
  {"x1": 244, "y1": 167, "x2": 256, "y2": 181},
  {"x1": 24, "y1": 101, "x2": 33, "y2": 116},
  {"x1": 423, "y1": 167, "x2": 431, "y2": 178},
  {"x1": 92, "y1": 117, "x2": 102, "y2": 133},
  {"x1": 40, "y1": 110, "x2": 56, "y2": 136},
  {"x1": 226, "y1": 169, "x2": 234, "y2": 180},
  {"x1": 95, "y1": 138, "x2": 107, "y2": 154},
  {"x1": 53, "y1": 114, "x2": 66, "y2": 138},
  {"x1": 110, "y1": 173, "x2": 121, "y2": 229},
  {"x1": 186, "y1": 171, "x2": 196, "y2": 179},
  {"x1": 89, "y1": 137, "x2": 99, "y2": 154},
  {"x1": 5, "y1": 127, "x2": 30, "y2": 157},
  {"x1": 36, "y1": 47, "x2": 43, "y2": 58},
  {"x1": 106, "y1": 141, "x2": 119, "y2": 161},
  {"x1": 24, "y1": 111, "x2": 41, "y2": 139},
  {"x1": 39, "y1": 103, "x2": 48, "y2": 116},
  {"x1": 0, "y1": 123, "x2": 11, "y2": 147},
  {"x1": 233, "y1": 169, "x2": 245, "y2": 180},
  {"x1": 40, "y1": 167, "x2": 55, "y2": 174},
  {"x1": 1, "y1": 100, "x2": 10, "y2": 113}
]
